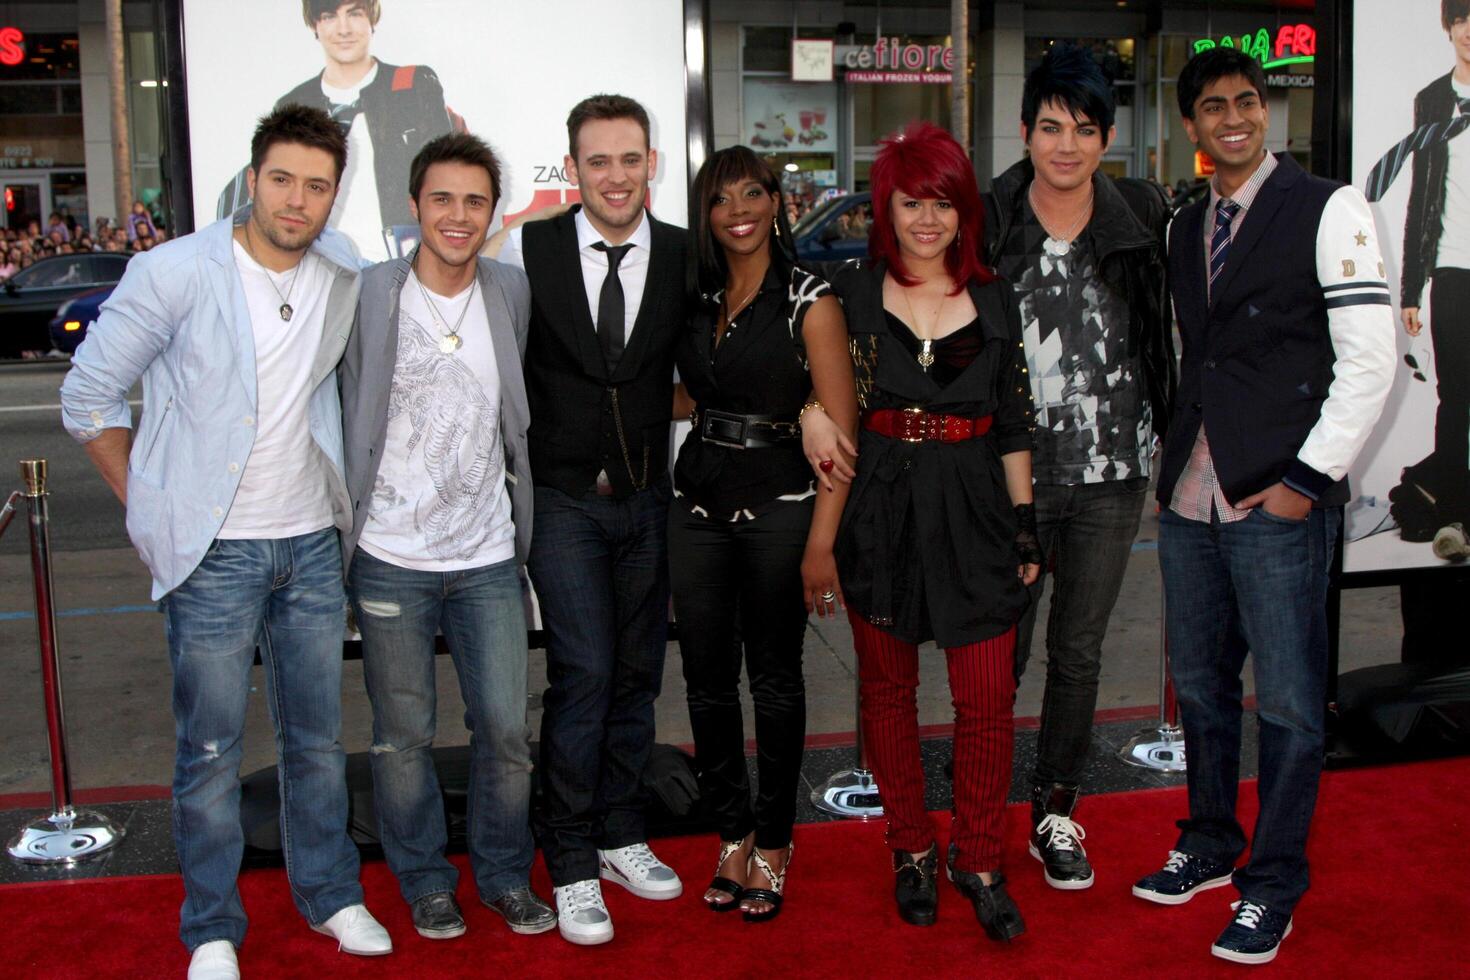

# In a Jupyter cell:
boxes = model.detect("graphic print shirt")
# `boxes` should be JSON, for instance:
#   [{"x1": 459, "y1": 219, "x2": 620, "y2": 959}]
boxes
[
  {"x1": 997, "y1": 205, "x2": 1150, "y2": 485},
  {"x1": 357, "y1": 270, "x2": 515, "y2": 571}
]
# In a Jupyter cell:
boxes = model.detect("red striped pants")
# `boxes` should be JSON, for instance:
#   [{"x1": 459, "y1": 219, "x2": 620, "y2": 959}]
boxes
[{"x1": 850, "y1": 610, "x2": 1015, "y2": 873}]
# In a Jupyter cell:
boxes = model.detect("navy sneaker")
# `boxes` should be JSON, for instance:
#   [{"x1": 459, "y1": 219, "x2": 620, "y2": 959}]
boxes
[
  {"x1": 1211, "y1": 900, "x2": 1293, "y2": 964},
  {"x1": 1132, "y1": 849, "x2": 1233, "y2": 905}
]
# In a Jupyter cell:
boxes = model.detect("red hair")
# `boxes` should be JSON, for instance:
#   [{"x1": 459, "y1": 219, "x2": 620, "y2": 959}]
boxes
[{"x1": 868, "y1": 122, "x2": 993, "y2": 291}]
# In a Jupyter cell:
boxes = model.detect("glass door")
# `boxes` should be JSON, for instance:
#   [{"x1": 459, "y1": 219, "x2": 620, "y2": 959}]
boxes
[{"x1": 2, "y1": 176, "x2": 50, "y2": 232}]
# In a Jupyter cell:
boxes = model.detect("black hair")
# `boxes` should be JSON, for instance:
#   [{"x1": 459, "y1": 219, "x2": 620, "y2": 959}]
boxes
[
  {"x1": 1444, "y1": 0, "x2": 1470, "y2": 30},
  {"x1": 302, "y1": 0, "x2": 380, "y2": 29},
  {"x1": 1177, "y1": 47, "x2": 1269, "y2": 119},
  {"x1": 566, "y1": 93, "x2": 650, "y2": 160},
  {"x1": 1022, "y1": 42, "x2": 1116, "y2": 146},
  {"x1": 408, "y1": 132, "x2": 502, "y2": 206},
  {"x1": 687, "y1": 145, "x2": 796, "y2": 308},
  {"x1": 249, "y1": 103, "x2": 348, "y2": 182}
]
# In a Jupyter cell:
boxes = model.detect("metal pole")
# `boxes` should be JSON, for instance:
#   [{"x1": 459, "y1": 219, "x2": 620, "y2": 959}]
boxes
[
  {"x1": 950, "y1": 0, "x2": 970, "y2": 150},
  {"x1": 1118, "y1": 571, "x2": 1187, "y2": 771},
  {"x1": 811, "y1": 670, "x2": 883, "y2": 819},
  {"x1": 7, "y1": 460, "x2": 124, "y2": 865}
]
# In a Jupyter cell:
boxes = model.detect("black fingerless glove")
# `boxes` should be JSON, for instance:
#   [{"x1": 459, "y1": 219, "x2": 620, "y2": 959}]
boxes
[{"x1": 1014, "y1": 502, "x2": 1042, "y2": 567}]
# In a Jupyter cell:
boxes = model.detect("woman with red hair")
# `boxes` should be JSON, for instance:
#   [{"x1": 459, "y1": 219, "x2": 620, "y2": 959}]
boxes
[{"x1": 819, "y1": 122, "x2": 1040, "y2": 940}]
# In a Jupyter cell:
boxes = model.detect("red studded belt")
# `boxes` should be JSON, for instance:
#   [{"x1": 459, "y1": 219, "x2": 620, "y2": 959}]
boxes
[{"x1": 861, "y1": 408, "x2": 994, "y2": 443}]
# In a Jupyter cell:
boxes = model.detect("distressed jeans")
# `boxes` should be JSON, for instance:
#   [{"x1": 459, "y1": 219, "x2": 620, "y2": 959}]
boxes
[
  {"x1": 1159, "y1": 505, "x2": 1340, "y2": 914},
  {"x1": 1015, "y1": 478, "x2": 1148, "y2": 788},
  {"x1": 349, "y1": 550, "x2": 534, "y2": 904},
  {"x1": 163, "y1": 528, "x2": 361, "y2": 952}
]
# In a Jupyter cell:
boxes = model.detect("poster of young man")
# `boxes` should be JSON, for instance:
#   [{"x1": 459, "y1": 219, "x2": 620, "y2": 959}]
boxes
[
  {"x1": 1347, "y1": 0, "x2": 1470, "y2": 571},
  {"x1": 182, "y1": 0, "x2": 689, "y2": 262}
]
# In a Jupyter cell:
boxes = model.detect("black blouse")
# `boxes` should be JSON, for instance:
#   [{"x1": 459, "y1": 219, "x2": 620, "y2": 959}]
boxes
[
  {"x1": 673, "y1": 261, "x2": 832, "y2": 519},
  {"x1": 830, "y1": 259, "x2": 1035, "y2": 647}
]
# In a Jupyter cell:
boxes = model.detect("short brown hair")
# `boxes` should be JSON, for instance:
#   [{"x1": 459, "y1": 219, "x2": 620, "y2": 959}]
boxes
[
  {"x1": 250, "y1": 104, "x2": 349, "y2": 183},
  {"x1": 566, "y1": 93, "x2": 650, "y2": 160},
  {"x1": 302, "y1": 0, "x2": 380, "y2": 29},
  {"x1": 1444, "y1": 0, "x2": 1470, "y2": 30},
  {"x1": 409, "y1": 132, "x2": 502, "y2": 207}
]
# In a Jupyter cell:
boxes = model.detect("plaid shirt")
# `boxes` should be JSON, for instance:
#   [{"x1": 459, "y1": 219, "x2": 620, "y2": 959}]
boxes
[{"x1": 1169, "y1": 153, "x2": 1278, "y2": 523}]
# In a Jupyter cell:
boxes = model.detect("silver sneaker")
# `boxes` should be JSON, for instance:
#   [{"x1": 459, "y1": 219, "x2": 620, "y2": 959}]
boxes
[
  {"x1": 598, "y1": 842, "x2": 683, "y2": 900},
  {"x1": 483, "y1": 886, "x2": 557, "y2": 935},
  {"x1": 553, "y1": 878, "x2": 613, "y2": 945}
]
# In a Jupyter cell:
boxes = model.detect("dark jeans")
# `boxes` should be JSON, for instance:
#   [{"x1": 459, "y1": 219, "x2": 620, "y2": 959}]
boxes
[
  {"x1": 669, "y1": 500, "x2": 811, "y2": 850},
  {"x1": 162, "y1": 529, "x2": 361, "y2": 951},
  {"x1": 1430, "y1": 268, "x2": 1470, "y2": 482},
  {"x1": 527, "y1": 481, "x2": 671, "y2": 887},
  {"x1": 349, "y1": 551, "x2": 534, "y2": 906},
  {"x1": 1159, "y1": 505, "x2": 1340, "y2": 914},
  {"x1": 1015, "y1": 478, "x2": 1147, "y2": 788}
]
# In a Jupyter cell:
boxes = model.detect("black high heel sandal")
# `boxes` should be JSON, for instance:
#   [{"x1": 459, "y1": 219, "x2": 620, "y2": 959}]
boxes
[
  {"x1": 741, "y1": 842, "x2": 792, "y2": 923},
  {"x1": 705, "y1": 838, "x2": 747, "y2": 912}
]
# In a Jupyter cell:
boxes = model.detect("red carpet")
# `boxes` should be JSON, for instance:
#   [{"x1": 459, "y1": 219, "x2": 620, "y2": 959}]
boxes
[{"x1": 3, "y1": 758, "x2": 1462, "y2": 978}]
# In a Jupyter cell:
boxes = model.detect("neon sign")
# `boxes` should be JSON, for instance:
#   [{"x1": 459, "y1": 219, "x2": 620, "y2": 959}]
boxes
[
  {"x1": 1192, "y1": 24, "x2": 1315, "y2": 71},
  {"x1": 0, "y1": 26, "x2": 25, "y2": 67}
]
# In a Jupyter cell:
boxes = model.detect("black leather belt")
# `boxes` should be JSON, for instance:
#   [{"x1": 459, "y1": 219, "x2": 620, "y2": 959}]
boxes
[{"x1": 694, "y1": 408, "x2": 800, "y2": 449}]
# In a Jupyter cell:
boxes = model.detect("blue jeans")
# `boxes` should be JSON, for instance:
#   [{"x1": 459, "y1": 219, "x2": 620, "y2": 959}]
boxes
[
  {"x1": 1159, "y1": 505, "x2": 1341, "y2": 913},
  {"x1": 349, "y1": 550, "x2": 534, "y2": 904},
  {"x1": 527, "y1": 481, "x2": 670, "y2": 887},
  {"x1": 1015, "y1": 478, "x2": 1148, "y2": 787},
  {"x1": 163, "y1": 528, "x2": 361, "y2": 952}
]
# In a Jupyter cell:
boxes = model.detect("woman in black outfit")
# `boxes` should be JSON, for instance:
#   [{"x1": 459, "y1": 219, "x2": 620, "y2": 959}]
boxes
[
  {"x1": 807, "y1": 122, "x2": 1041, "y2": 940},
  {"x1": 669, "y1": 146, "x2": 857, "y2": 921}
]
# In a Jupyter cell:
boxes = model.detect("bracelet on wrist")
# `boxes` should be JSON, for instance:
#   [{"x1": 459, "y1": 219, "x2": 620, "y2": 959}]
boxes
[{"x1": 798, "y1": 400, "x2": 824, "y2": 426}]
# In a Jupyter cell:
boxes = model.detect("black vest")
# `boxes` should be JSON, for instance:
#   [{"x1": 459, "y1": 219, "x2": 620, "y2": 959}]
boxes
[
  {"x1": 1158, "y1": 155, "x2": 1349, "y2": 508},
  {"x1": 521, "y1": 207, "x2": 686, "y2": 498}
]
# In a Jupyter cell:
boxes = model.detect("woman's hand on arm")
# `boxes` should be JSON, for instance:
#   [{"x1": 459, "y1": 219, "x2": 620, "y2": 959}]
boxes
[{"x1": 801, "y1": 294, "x2": 860, "y2": 614}]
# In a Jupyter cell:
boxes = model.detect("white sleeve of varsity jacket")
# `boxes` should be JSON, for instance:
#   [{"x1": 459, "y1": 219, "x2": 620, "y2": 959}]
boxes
[{"x1": 1283, "y1": 185, "x2": 1396, "y2": 499}]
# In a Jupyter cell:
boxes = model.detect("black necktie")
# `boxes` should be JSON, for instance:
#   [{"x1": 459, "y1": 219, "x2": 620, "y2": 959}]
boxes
[
  {"x1": 1209, "y1": 198, "x2": 1241, "y2": 298},
  {"x1": 1365, "y1": 98, "x2": 1470, "y2": 202},
  {"x1": 328, "y1": 98, "x2": 363, "y2": 138},
  {"x1": 591, "y1": 242, "x2": 633, "y2": 369}
]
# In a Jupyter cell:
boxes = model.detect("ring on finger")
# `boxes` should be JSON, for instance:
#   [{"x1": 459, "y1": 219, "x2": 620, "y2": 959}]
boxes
[{"x1": 819, "y1": 459, "x2": 835, "y2": 473}]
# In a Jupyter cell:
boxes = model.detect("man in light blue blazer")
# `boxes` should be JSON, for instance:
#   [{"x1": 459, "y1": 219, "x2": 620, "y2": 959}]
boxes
[
  {"x1": 60, "y1": 105, "x2": 390, "y2": 980},
  {"x1": 339, "y1": 133, "x2": 554, "y2": 941}
]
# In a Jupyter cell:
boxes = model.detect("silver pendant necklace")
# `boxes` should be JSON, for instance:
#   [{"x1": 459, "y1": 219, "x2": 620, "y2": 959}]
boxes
[
  {"x1": 243, "y1": 222, "x2": 301, "y2": 321},
  {"x1": 1030, "y1": 184, "x2": 1093, "y2": 258},
  {"x1": 415, "y1": 271, "x2": 476, "y2": 354}
]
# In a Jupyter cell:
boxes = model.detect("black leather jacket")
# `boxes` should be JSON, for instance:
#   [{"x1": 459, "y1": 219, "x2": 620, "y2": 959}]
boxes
[
  {"x1": 983, "y1": 159, "x2": 1177, "y2": 439},
  {"x1": 1402, "y1": 71, "x2": 1458, "y2": 308}
]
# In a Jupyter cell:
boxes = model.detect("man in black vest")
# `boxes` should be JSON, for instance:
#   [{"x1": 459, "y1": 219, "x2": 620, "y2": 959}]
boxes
[
  {"x1": 496, "y1": 93, "x2": 687, "y2": 946},
  {"x1": 1131, "y1": 49, "x2": 1395, "y2": 966}
]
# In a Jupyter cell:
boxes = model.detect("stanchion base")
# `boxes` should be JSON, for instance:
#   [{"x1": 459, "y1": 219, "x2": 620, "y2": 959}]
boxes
[
  {"x1": 7, "y1": 808, "x2": 124, "y2": 866},
  {"x1": 1118, "y1": 726, "x2": 1187, "y2": 772},
  {"x1": 810, "y1": 768, "x2": 884, "y2": 820}
]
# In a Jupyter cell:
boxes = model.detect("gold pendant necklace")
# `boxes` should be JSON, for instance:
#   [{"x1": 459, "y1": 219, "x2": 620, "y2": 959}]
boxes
[{"x1": 899, "y1": 283, "x2": 948, "y2": 372}]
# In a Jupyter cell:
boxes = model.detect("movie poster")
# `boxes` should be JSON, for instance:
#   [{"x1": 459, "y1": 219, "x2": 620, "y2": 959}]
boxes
[
  {"x1": 180, "y1": 0, "x2": 689, "y2": 261},
  {"x1": 1346, "y1": 0, "x2": 1470, "y2": 572}
]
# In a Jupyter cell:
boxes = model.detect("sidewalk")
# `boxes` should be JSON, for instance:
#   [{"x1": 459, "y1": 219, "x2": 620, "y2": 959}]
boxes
[{"x1": 0, "y1": 501, "x2": 1403, "y2": 799}]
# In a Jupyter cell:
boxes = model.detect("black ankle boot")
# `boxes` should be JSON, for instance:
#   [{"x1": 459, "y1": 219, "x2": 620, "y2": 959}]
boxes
[
  {"x1": 1029, "y1": 782, "x2": 1094, "y2": 890},
  {"x1": 892, "y1": 847, "x2": 938, "y2": 926},
  {"x1": 946, "y1": 844, "x2": 1025, "y2": 942}
]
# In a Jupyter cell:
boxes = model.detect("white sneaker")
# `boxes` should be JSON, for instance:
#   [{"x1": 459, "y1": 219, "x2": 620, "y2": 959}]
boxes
[
  {"x1": 188, "y1": 941, "x2": 239, "y2": 980},
  {"x1": 598, "y1": 842, "x2": 683, "y2": 900},
  {"x1": 310, "y1": 903, "x2": 393, "y2": 956},
  {"x1": 553, "y1": 878, "x2": 614, "y2": 945}
]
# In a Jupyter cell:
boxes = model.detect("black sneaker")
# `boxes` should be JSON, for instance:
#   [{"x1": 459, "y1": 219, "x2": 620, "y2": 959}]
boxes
[
  {"x1": 1029, "y1": 784, "x2": 1093, "y2": 890},
  {"x1": 892, "y1": 847, "x2": 938, "y2": 926},
  {"x1": 1132, "y1": 850, "x2": 1233, "y2": 905},
  {"x1": 411, "y1": 891, "x2": 467, "y2": 940},
  {"x1": 945, "y1": 844, "x2": 1025, "y2": 942},
  {"x1": 1211, "y1": 900, "x2": 1293, "y2": 965}
]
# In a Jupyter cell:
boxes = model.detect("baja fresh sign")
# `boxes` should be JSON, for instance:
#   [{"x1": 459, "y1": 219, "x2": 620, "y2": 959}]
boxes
[{"x1": 1192, "y1": 23, "x2": 1316, "y2": 71}]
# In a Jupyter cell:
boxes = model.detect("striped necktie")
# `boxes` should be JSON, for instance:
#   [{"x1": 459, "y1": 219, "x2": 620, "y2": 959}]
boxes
[
  {"x1": 1209, "y1": 198, "x2": 1241, "y2": 296},
  {"x1": 1365, "y1": 98, "x2": 1470, "y2": 202}
]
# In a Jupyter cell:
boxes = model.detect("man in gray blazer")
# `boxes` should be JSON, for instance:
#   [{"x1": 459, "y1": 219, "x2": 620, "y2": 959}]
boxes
[{"x1": 339, "y1": 132, "x2": 554, "y2": 941}]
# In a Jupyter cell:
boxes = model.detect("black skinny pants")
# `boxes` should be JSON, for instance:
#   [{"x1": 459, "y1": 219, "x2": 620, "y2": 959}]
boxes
[
  {"x1": 669, "y1": 499, "x2": 812, "y2": 850},
  {"x1": 1431, "y1": 268, "x2": 1470, "y2": 484}
]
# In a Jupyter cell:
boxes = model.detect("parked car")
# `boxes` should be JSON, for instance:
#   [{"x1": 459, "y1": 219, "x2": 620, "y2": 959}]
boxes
[
  {"x1": 793, "y1": 192, "x2": 873, "y2": 264},
  {"x1": 49, "y1": 284, "x2": 115, "y2": 355},
  {"x1": 0, "y1": 252, "x2": 131, "y2": 359}
]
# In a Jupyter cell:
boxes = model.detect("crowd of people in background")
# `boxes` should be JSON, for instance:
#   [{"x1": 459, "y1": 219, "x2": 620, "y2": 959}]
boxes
[{"x1": 0, "y1": 201, "x2": 168, "y2": 281}]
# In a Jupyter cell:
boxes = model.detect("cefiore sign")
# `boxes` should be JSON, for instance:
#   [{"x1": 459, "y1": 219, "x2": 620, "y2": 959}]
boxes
[
  {"x1": 836, "y1": 39, "x2": 954, "y2": 84},
  {"x1": 0, "y1": 26, "x2": 25, "y2": 67}
]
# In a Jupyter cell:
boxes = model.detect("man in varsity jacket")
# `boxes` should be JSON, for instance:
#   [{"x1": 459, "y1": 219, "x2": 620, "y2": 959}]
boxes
[
  {"x1": 217, "y1": 0, "x2": 463, "y2": 260},
  {"x1": 496, "y1": 93, "x2": 687, "y2": 947},
  {"x1": 1131, "y1": 48, "x2": 1395, "y2": 966}
]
